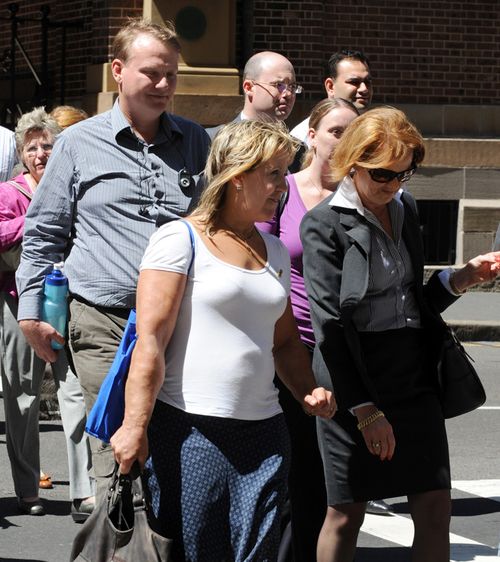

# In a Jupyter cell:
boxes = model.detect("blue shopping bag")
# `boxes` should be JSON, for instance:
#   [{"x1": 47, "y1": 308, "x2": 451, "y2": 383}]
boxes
[
  {"x1": 85, "y1": 309, "x2": 138, "y2": 443},
  {"x1": 85, "y1": 220, "x2": 195, "y2": 443}
]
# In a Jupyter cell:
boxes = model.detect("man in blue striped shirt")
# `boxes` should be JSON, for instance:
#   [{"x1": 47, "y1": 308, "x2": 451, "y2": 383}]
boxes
[{"x1": 16, "y1": 19, "x2": 210, "y2": 499}]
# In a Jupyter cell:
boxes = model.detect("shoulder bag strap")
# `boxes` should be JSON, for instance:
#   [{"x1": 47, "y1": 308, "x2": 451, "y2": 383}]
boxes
[
  {"x1": 7, "y1": 180, "x2": 33, "y2": 201},
  {"x1": 181, "y1": 220, "x2": 196, "y2": 272}
]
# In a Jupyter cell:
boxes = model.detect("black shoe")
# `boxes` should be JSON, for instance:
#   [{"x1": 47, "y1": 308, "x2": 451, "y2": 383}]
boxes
[
  {"x1": 18, "y1": 498, "x2": 45, "y2": 516},
  {"x1": 71, "y1": 498, "x2": 95, "y2": 523},
  {"x1": 366, "y1": 499, "x2": 394, "y2": 516}
]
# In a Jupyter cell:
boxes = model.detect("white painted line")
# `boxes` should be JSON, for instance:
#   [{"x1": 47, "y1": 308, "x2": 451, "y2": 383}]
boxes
[
  {"x1": 452, "y1": 479, "x2": 500, "y2": 502},
  {"x1": 478, "y1": 406, "x2": 500, "y2": 410},
  {"x1": 361, "y1": 512, "x2": 496, "y2": 561},
  {"x1": 361, "y1": 512, "x2": 413, "y2": 547}
]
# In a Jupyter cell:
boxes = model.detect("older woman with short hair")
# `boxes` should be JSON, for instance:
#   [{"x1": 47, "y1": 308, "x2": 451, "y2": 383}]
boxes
[
  {"x1": 301, "y1": 106, "x2": 500, "y2": 561},
  {"x1": 0, "y1": 107, "x2": 94, "y2": 517},
  {"x1": 111, "y1": 120, "x2": 336, "y2": 561}
]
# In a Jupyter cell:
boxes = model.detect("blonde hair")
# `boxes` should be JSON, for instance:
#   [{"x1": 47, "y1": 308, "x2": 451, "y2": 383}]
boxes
[
  {"x1": 112, "y1": 18, "x2": 180, "y2": 62},
  {"x1": 301, "y1": 98, "x2": 359, "y2": 168},
  {"x1": 50, "y1": 105, "x2": 88, "y2": 129},
  {"x1": 330, "y1": 106, "x2": 425, "y2": 181},
  {"x1": 15, "y1": 107, "x2": 61, "y2": 158},
  {"x1": 193, "y1": 120, "x2": 299, "y2": 227}
]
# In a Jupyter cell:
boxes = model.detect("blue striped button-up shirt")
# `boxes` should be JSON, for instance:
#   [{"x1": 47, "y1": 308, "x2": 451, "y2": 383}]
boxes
[{"x1": 17, "y1": 101, "x2": 210, "y2": 319}]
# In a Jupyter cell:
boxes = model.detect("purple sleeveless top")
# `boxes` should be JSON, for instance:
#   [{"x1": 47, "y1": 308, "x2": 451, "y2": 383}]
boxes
[{"x1": 257, "y1": 174, "x2": 315, "y2": 348}]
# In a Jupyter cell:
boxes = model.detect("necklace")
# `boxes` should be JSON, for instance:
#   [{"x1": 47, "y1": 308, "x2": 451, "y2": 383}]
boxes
[
  {"x1": 204, "y1": 222, "x2": 283, "y2": 278},
  {"x1": 308, "y1": 173, "x2": 338, "y2": 198},
  {"x1": 308, "y1": 174, "x2": 324, "y2": 196},
  {"x1": 218, "y1": 221, "x2": 256, "y2": 242}
]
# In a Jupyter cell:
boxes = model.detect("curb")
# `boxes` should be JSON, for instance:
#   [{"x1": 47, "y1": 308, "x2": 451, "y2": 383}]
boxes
[{"x1": 447, "y1": 320, "x2": 500, "y2": 343}]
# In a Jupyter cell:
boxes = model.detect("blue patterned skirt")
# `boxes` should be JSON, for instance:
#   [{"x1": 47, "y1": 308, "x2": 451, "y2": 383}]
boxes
[{"x1": 144, "y1": 400, "x2": 290, "y2": 562}]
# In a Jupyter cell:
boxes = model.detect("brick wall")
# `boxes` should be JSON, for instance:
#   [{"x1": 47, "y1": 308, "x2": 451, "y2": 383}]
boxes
[
  {"x1": 0, "y1": 0, "x2": 141, "y2": 115},
  {"x1": 249, "y1": 1, "x2": 329, "y2": 100},
  {"x1": 249, "y1": 0, "x2": 500, "y2": 105},
  {"x1": 1, "y1": 0, "x2": 499, "y2": 120}
]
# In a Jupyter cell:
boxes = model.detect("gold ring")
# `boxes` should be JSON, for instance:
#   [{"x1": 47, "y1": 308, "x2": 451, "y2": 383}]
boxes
[{"x1": 372, "y1": 441, "x2": 381, "y2": 449}]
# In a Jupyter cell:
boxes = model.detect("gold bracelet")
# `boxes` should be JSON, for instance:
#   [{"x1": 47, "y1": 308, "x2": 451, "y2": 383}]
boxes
[
  {"x1": 357, "y1": 410, "x2": 385, "y2": 431},
  {"x1": 449, "y1": 272, "x2": 466, "y2": 295}
]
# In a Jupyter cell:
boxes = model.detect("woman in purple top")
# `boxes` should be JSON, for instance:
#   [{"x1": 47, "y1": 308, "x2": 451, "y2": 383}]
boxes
[{"x1": 258, "y1": 98, "x2": 359, "y2": 561}]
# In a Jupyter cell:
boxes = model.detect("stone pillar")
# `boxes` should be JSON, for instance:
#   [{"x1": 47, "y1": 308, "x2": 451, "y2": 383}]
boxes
[
  {"x1": 83, "y1": 0, "x2": 243, "y2": 125},
  {"x1": 144, "y1": 0, "x2": 242, "y2": 125}
]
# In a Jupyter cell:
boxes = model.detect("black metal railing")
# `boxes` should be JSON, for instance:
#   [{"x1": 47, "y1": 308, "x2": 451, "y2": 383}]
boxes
[{"x1": 0, "y1": 3, "x2": 84, "y2": 126}]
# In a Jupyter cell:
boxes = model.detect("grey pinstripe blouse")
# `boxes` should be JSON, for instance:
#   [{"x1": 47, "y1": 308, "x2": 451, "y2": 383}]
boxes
[{"x1": 329, "y1": 176, "x2": 422, "y2": 332}]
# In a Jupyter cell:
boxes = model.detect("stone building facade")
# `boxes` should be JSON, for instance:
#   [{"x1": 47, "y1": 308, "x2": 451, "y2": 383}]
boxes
[{"x1": 1, "y1": 0, "x2": 499, "y2": 264}]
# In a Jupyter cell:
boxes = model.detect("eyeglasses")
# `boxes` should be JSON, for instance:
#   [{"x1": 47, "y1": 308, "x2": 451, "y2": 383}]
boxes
[
  {"x1": 367, "y1": 165, "x2": 417, "y2": 184},
  {"x1": 253, "y1": 81, "x2": 303, "y2": 95},
  {"x1": 24, "y1": 143, "x2": 53, "y2": 156}
]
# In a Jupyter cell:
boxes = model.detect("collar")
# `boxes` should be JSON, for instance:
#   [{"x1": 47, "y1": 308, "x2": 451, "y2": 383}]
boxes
[
  {"x1": 110, "y1": 99, "x2": 182, "y2": 144},
  {"x1": 329, "y1": 175, "x2": 404, "y2": 217}
]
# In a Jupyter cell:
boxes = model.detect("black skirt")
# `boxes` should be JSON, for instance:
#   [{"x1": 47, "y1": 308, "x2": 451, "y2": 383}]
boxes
[{"x1": 318, "y1": 327, "x2": 450, "y2": 505}]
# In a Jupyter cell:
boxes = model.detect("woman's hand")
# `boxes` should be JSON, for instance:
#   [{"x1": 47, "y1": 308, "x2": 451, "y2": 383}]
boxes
[
  {"x1": 451, "y1": 251, "x2": 500, "y2": 292},
  {"x1": 110, "y1": 423, "x2": 149, "y2": 475},
  {"x1": 355, "y1": 406, "x2": 396, "y2": 461},
  {"x1": 303, "y1": 387, "x2": 337, "y2": 419}
]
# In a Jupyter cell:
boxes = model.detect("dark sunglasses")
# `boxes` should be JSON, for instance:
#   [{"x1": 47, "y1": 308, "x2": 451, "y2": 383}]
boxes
[{"x1": 368, "y1": 166, "x2": 417, "y2": 184}]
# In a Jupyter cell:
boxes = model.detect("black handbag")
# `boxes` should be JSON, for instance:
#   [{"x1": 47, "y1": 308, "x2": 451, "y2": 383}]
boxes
[
  {"x1": 437, "y1": 325, "x2": 486, "y2": 418},
  {"x1": 70, "y1": 463, "x2": 172, "y2": 562}
]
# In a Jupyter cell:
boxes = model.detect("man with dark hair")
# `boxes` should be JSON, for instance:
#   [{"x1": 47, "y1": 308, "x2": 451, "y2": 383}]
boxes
[
  {"x1": 206, "y1": 51, "x2": 302, "y2": 140},
  {"x1": 290, "y1": 49, "x2": 373, "y2": 144},
  {"x1": 16, "y1": 18, "x2": 210, "y2": 498}
]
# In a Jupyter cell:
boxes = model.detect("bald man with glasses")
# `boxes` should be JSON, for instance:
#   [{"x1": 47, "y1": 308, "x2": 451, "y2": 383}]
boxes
[{"x1": 206, "y1": 51, "x2": 302, "y2": 141}]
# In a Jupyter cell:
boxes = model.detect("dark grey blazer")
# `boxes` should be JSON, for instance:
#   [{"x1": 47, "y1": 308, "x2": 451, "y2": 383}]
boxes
[{"x1": 300, "y1": 191, "x2": 458, "y2": 410}]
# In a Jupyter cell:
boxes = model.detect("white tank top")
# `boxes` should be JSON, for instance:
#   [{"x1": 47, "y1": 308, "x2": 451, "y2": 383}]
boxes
[{"x1": 140, "y1": 220, "x2": 291, "y2": 420}]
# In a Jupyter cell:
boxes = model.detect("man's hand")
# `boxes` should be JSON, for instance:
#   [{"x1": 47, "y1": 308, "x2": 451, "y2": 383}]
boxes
[
  {"x1": 303, "y1": 387, "x2": 337, "y2": 419},
  {"x1": 19, "y1": 319, "x2": 63, "y2": 363}
]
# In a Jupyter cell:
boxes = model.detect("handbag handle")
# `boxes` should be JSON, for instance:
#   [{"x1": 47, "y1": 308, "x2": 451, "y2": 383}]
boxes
[{"x1": 115, "y1": 462, "x2": 148, "y2": 512}]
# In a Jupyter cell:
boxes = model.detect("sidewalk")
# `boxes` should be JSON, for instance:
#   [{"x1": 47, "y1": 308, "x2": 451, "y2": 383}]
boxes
[
  {"x1": 442, "y1": 291, "x2": 500, "y2": 341},
  {"x1": 0, "y1": 398, "x2": 78, "y2": 562}
]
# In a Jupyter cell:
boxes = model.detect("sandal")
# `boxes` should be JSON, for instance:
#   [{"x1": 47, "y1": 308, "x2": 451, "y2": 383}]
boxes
[{"x1": 39, "y1": 471, "x2": 53, "y2": 489}]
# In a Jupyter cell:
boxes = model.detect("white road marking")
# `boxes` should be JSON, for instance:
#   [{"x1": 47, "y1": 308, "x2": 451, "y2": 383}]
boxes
[
  {"x1": 478, "y1": 406, "x2": 500, "y2": 410},
  {"x1": 360, "y1": 480, "x2": 499, "y2": 560},
  {"x1": 361, "y1": 513, "x2": 496, "y2": 561},
  {"x1": 453, "y1": 479, "x2": 500, "y2": 502},
  {"x1": 361, "y1": 513, "x2": 413, "y2": 547}
]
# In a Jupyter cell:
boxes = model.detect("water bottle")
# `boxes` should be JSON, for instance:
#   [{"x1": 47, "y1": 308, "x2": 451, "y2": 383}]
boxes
[{"x1": 41, "y1": 262, "x2": 69, "y2": 350}]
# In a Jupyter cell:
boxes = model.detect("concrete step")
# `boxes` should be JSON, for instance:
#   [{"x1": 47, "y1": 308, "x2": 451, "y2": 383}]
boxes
[
  {"x1": 422, "y1": 138, "x2": 500, "y2": 168},
  {"x1": 442, "y1": 291, "x2": 500, "y2": 342}
]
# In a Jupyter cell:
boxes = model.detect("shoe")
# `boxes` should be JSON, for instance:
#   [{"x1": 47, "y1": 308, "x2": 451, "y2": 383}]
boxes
[
  {"x1": 366, "y1": 499, "x2": 394, "y2": 516},
  {"x1": 18, "y1": 498, "x2": 45, "y2": 516},
  {"x1": 71, "y1": 497, "x2": 95, "y2": 523},
  {"x1": 39, "y1": 472, "x2": 53, "y2": 489}
]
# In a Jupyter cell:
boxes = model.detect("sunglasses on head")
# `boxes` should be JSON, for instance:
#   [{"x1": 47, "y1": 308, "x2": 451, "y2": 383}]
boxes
[{"x1": 367, "y1": 165, "x2": 417, "y2": 184}]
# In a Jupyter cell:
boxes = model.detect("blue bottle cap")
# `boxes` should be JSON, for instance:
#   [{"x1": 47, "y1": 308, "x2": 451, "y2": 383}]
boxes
[{"x1": 45, "y1": 263, "x2": 68, "y2": 286}]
